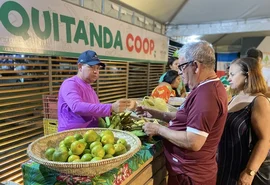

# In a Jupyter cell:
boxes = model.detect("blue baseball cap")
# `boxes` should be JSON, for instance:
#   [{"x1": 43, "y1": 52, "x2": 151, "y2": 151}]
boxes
[{"x1": 78, "y1": 50, "x2": 105, "y2": 67}]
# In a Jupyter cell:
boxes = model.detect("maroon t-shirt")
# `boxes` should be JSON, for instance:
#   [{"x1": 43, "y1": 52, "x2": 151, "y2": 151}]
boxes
[{"x1": 164, "y1": 79, "x2": 228, "y2": 183}]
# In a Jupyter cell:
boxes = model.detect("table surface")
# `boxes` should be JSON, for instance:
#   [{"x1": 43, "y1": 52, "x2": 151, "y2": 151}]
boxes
[{"x1": 22, "y1": 139, "x2": 163, "y2": 185}]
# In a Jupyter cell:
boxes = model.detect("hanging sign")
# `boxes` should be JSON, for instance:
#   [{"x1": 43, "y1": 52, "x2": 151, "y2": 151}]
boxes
[{"x1": 0, "y1": 0, "x2": 168, "y2": 62}]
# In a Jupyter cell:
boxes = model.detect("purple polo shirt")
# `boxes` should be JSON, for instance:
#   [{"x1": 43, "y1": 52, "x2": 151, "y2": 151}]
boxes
[
  {"x1": 57, "y1": 75, "x2": 112, "y2": 132},
  {"x1": 164, "y1": 79, "x2": 228, "y2": 183}
]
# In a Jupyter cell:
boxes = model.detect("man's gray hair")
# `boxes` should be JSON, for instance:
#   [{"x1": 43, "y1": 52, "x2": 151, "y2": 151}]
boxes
[{"x1": 178, "y1": 40, "x2": 216, "y2": 69}]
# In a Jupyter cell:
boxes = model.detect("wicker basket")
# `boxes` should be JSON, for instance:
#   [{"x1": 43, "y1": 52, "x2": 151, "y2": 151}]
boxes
[{"x1": 27, "y1": 128, "x2": 141, "y2": 176}]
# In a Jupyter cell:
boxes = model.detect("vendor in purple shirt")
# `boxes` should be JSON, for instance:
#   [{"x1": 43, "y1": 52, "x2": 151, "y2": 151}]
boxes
[
  {"x1": 58, "y1": 50, "x2": 133, "y2": 132},
  {"x1": 136, "y1": 41, "x2": 228, "y2": 185}
]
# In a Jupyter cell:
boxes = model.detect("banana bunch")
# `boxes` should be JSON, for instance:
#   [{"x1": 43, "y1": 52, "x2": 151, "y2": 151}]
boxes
[
  {"x1": 124, "y1": 119, "x2": 146, "y2": 131},
  {"x1": 99, "y1": 112, "x2": 133, "y2": 130},
  {"x1": 98, "y1": 112, "x2": 148, "y2": 131},
  {"x1": 141, "y1": 96, "x2": 169, "y2": 112}
]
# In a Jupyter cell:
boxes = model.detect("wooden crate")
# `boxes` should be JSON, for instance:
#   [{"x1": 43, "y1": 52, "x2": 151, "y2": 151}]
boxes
[
  {"x1": 42, "y1": 95, "x2": 58, "y2": 119},
  {"x1": 43, "y1": 118, "x2": 58, "y2": 135}
]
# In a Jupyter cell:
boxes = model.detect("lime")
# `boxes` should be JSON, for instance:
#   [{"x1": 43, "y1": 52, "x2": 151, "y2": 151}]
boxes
[
  {"x1": 45, "y1": 148, "x2": 55, "y2": 161},
  {"x1": 83, "y1": 130, "x2": 98, "y2": 143},
  {"x1": 90, "y1": 141, "x2": 102, "y2": 150},
  {"x1": 68, "y1": 155, "x2": 80, "y2": 162},
  {"x1": 103, "y1": 144, "x2": 115, "y2": 155},
  {"x1": 103, "y1": 154, "x2": 113, "y2": 159},
  {"x1": 74, "y1": 133, "x2": 83, "y2": 140},
  {"x1": 100, "y1": 130, "x2": 114, "y2": 138},
  {"x1": 101, "y1": 134, "x2": 115, "y2": 145},
  {"x1": 64, "y1": 136, "x2": 76, "y2": 148},
  {"x1": 91, "y1": 145, "x2": 105, "y2": 158},
  {"x1": 81, "y1": 153, "x2": 93, "y2": 162},
  {"x1": 117, "y1": 138, "x2": 127, "y2": 147},
  {"x1": 91, "y1": 157, "x2": 102, "y2": 162}
]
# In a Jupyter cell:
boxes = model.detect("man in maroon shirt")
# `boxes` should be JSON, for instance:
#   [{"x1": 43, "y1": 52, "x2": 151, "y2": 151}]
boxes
[{"x1": 137, "y1": 41, "x2": 228, "y2": 185}]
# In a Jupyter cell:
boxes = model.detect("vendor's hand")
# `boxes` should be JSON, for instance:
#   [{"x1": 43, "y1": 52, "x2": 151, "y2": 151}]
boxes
[
  {"x1": 237, "y1": 170, "x2": 254, "y2": 185},
  {"x1": 142, "y1": 122, "x2": 161, "y2": 137},
  {"x1": 135, "y1": 106, "x2": 152, "y2": 118},
  {"x1": 112, "y1": 99, "x2": 137, "y2": 112},
  {"x1": 126, "y1": 99, "x2": 137, "y2": 111}
]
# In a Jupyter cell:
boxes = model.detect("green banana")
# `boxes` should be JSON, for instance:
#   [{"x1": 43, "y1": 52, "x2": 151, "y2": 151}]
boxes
[
  {"x1": 98, "y1": 118, "x2": 106, "y2": 128},
  {"x1": 105, "y1": 117, "x2": 111, "y2": 128}
]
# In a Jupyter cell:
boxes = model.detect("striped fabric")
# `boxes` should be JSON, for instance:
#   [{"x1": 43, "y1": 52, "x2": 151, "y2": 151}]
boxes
[{"x1": 217, "y1": 103, "x2": 253, "y2": 185}]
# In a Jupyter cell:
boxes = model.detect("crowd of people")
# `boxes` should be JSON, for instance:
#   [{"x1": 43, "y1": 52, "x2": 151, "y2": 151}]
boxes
[{"x1": 57, "y1": 41, "x2": 269, "y2": 185}]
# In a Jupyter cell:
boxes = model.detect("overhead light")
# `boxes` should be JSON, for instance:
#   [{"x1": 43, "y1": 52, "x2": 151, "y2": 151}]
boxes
[
  {"x1": 137, "y1": 16, "x2": 144, "y2": 22},
  {"x1": 155, "y1": 23, "x2": 161, "y2": 29},
  {"x1": 174, "y1": 35, "x2": 201, "y2": 44},
  {"x1": 121, "y1": 9, "x2": 127, "y2": 15},
  {"x1": 111, "y1": 3, "x2": 119, "y2": 11},
  {"x1": 188, "y1": 35, "x2": 201, "y2": 42}
]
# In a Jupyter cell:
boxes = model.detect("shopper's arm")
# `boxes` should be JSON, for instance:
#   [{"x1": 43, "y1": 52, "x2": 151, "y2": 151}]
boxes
[
  {"x1": 238, "y1": 96, "x2": 270, "y2": 184},
  {"x1": 136, "y1": 106, "x2": 176, "y2": 122},
  {"x1": 61, "y1": 81, "x2": 112, "y2": 117}
]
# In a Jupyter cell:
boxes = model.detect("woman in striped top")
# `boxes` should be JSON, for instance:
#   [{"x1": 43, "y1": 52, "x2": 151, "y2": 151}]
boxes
[{"x1": 217, "y1": 57, "x2": 270, "y2": 185}]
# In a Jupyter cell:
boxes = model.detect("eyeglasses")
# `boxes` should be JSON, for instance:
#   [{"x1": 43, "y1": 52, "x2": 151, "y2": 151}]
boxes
[
  {"x1": 88, "y1": 65, "x2": 102, "y2": 71},
  {"x1": 178, "y1": 61, "x2": 194, "y2": 71}
]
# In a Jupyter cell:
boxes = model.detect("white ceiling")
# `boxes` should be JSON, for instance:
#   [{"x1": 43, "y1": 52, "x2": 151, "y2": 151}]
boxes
[
  {"x1": 119, "y1": 0, "x2": 270, "y2": 25},
  {"x1": 118, "y1": 0, "x2": 185, "y2": 23},
  {"x1": 170, "y1": 0, "x2": 270, "y2": 25},
  {"x1": 117, "y1": 0, "x2": 270, "y2": 46}
]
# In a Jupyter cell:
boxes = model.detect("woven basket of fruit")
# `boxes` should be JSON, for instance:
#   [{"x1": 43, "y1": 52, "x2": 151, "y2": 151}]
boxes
[{"x1": 27, "y1": 128, "x2": 141, "y2": 176}]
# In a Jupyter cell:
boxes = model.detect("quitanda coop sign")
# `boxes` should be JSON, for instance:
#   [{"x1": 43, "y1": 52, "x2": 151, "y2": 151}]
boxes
[{"x1": 0, "y1": 0, "x2": 168, "y2": 62}]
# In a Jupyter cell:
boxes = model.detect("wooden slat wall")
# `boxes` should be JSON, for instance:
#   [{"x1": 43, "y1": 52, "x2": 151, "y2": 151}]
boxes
[
  {"x1": 0, "y1": 54, "x2": 165, "y2": 184},
  {"x1": 128, "y1": 62, "x2": 149, "y2": 98},
  {"x1": 51, "y1": 58, "x2": 79, "y2": 95},
  {"x1": 0, "y1": 56, "x2": 48, "y2": 184},
  {"x1": 98, "y1": 61, "x2": 128, "y2": 103},
  {"x1": 148, "y1": 64, "x2": 166, "y2": 95}
]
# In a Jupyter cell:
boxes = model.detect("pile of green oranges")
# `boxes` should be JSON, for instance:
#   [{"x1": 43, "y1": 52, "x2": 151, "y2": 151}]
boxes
[{"x1": 45, "y1": 130, "x2": 128, "y2": 162}]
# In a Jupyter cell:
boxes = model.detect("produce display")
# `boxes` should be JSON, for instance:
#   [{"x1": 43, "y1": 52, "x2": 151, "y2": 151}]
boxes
[
  {"x1": 44, "y1": 129, "x2": 128, "y2": 162},
  {"x1": 99, "y1": 112, "x2": 147, "y2": 131},
  {"x1": 99, "y1": 111, "x2": 162, "y2": 138},
  {"x1": 141, "y1": 96, "x2": 169, "y2": 112}
]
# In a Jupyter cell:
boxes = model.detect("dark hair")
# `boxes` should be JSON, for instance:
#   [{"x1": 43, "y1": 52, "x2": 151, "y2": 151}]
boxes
[
  {"x1": 246, "y1": 47, "x2": 263, "y2": 60},
  {"x1": 163, "y1": 70, "x2": 179, "y2": 84},
  {"x1": 231, "y1": 57, "x2": 267, "y2": 94},
  {"x1": 167, "y1": 57, "x2": 178, "y2": 68}
]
